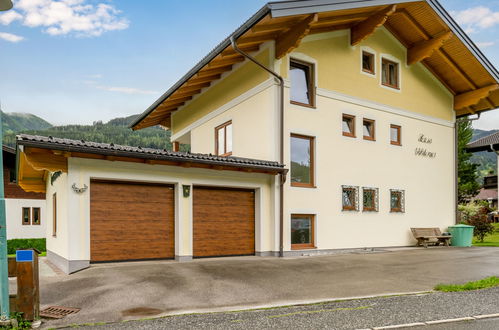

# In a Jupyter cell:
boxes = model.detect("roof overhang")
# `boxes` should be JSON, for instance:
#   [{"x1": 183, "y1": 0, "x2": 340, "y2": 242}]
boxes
[{"x1": 131, "y1": 0, "x2": 499, "y2": 131}]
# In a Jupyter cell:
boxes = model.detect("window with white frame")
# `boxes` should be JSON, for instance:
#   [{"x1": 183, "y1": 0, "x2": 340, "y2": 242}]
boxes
[
  {"x1": 342, "y1": 185, "x2": 359, "y2": 211},
  {"x1": 390, "y1": 189, "x2": 405, "y2": 213}
]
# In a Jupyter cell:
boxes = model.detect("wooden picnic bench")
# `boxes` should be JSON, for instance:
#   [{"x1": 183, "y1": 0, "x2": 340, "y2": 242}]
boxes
[{"x1": 410, "y1": 228, "x2": 452, "y2": 248}]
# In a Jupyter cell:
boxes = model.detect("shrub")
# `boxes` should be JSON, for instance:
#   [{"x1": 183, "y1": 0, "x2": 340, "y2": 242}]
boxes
[
  {"x1": 458, "y1": 201, "x2": 490, "y2": 223},
  {"x1": 465, "y1": 206, "x2": 495, "y2": 242},
  {"x1": 7, "y1": 239, "x2": 46, "y2": 255}
]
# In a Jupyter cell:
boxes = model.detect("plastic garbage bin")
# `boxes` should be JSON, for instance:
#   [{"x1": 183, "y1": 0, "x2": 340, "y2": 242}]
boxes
[{"x1": 448, "y1": 224, "x2": 475, "y2": 247}]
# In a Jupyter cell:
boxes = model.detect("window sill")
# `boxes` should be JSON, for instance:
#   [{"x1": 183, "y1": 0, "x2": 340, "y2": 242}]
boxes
[
  {"x1": 363, "y1": 136, "x2": 376, "y2": 141},
  {"x1": 343, "y1": 133, "x2": 356, "y2": 138},
  {"x1": 382, "y1": 83, "x2": 400, "y2": 90},
  {"x1": 390, "y1": 142, "x2": 402, "y2": 146},
  {"x1": 291, "y1": 184, "x2": 317, "y2": 189},
  {"x1": 342, "y1": 208, "x2": 359, "y2": 212},
  {"x1": 290, "y1": 101, "x2": 316, "y2": 109},
  {"x1": 291, "y1": 245, "x2": 317, "y2": 251}
]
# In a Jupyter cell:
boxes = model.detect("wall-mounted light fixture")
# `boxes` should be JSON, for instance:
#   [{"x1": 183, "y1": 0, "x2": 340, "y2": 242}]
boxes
[
  {"x1": 72, "y1": 183, "x2": 88, "y2": 194},
  {"x1": 182, "y1": 185, "x2": 191, "y2": 198}
]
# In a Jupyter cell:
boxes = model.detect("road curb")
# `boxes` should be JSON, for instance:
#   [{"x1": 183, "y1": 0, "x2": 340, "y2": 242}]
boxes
[{"x1": 367, "y1": 314, "x2": 499, "y2": 329}]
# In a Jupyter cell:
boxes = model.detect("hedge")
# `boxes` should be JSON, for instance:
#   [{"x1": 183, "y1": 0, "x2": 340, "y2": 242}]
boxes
[{"x1": 7, "y1": 239, "x2": 46, "y2": 255}]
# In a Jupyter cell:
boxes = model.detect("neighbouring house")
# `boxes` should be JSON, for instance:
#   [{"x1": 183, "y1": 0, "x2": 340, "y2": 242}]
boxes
[
  {"x1": 3, "y1": 146, "x2": 46, "y2": 239},
  {"x1": 467, "y1": 132, "x2": 499, "y2": 208},
  {"x1": 16, "y1": 0, "x2": 499, "y2": 274}
]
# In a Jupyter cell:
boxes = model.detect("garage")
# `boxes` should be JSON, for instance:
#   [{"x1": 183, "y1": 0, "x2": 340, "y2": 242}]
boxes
[
  {"x1": 90, "y1": 180, "x2": 175, "y2": 262},
  {"x1": 193, "y1": 186, "x2": 255, "y2": 258}
]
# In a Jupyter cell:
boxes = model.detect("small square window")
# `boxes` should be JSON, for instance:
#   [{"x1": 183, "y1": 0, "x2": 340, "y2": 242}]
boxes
[
  {"x1": 363, "y1": 119, "x2": 375, "y2": 141},
  {"x1": 215, "y1": 121, "x2": 232, "y2": 156},
  {"x1": 32, "y1": 207, "x2": 41, "y2": 225},
  {"x1": 362, "y1": 51, "x2": 375, "y2": 74},
  {"x1": 291, "y1": 214, "x2": 315, "y2": 250},
  {"x1": 382, "y1": 58, "x2": 399, "y2": 89},
  {"x1": 290, "y1": 60, "x2": 315, "y2": 107},
  {"x1": 342, "y1": 185, "x2": 359, "y2": 211},
  {"x1": 342, "y1": 114, "x2": 356, "y2": 138},
  {"x1": 390, "y1": 125, "x2": 402, "y2": 146},
  {"x1": 22, "y1": 207, "x2": 30, "y2": 225},
  {"x1": 390, "y1": 189, "x2": 405, "y2": 213},
  {"x1": 363, "y1": 187, "x2": 379, "y2": 212}
]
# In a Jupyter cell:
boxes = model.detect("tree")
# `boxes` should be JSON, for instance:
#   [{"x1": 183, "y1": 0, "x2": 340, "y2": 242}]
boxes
[{"x1": 457, "y1": 119, "x2": 480, "y2": 203}]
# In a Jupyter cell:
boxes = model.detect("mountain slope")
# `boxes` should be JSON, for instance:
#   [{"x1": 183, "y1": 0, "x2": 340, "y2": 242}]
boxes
[{"x1": 2, "y1": 112, "x2": 52, "y2": 134}]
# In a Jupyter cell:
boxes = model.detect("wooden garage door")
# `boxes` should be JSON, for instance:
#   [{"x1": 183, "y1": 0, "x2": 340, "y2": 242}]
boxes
[
  {"x1": 193, "y1": 187, "x2": 255, "y2": 257},
  {"x1": 90, "y1": 181, "x2": 174, "y2": 262}
]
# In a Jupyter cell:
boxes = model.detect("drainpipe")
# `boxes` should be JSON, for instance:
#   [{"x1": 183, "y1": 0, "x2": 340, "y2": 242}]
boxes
[{"x1": 230, "y1": 37, "x2": 286, "y2": 258}]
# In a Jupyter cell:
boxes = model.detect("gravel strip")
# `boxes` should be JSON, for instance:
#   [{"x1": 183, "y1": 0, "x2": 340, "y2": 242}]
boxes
[{"x1": 62, "y1": 287, "x2": 499, "y2": 330}]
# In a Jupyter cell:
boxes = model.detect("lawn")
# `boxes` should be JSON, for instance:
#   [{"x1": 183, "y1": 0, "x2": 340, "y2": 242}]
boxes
[
  {"x1": 435, "y1": 276, "x2": 499, "y2": 292},
  {"x1": 473, "y1": 223, "x2": 499, "y2": 247}
]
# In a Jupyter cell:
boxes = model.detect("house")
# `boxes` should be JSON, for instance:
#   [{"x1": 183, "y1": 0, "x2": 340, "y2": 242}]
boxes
[
  {"x1": 3, "y1": 146, "x2": 46, "y2": 239},
  {"x1": 467, "y1": 132, "x2": 499, "y2": 208},
  {"x1": 16, "y1": 0, "x2": 499, "y2": 274}
]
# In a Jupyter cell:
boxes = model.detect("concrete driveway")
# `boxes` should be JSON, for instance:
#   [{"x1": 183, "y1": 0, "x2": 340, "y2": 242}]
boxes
[{"x1": 39, "y1": 247, "x2": 499, "y2": 328}]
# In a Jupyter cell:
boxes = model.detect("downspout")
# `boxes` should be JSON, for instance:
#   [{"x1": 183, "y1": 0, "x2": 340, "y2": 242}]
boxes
[{"x1": 230, "y1": 37, "x2": 286, "y2": 258}]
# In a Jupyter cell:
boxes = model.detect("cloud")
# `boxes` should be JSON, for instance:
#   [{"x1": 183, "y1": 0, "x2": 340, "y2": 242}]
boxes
[
  {"x1": 451, "y1": 6, "x2": 499, "y2": 33},
  {"x1": 476, "y1": 41, "x2": 495, "y2": 48},
  {"x1": 2, "y1": 0, "x2": 129, "y2": 37},
  {"x1": 95, "y1": 85, "x2": 158, "y2": 95},
  {"x1": 0, "y1": 32, "x2": 24, "y2": 42}
]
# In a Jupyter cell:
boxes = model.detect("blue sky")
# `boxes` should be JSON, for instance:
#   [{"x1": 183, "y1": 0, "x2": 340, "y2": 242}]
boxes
[{"x1": 1, "y1": 0, "x2": 499, "y2": 131}]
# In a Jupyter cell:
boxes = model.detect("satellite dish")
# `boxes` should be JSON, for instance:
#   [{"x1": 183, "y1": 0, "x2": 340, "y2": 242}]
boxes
[{"x1": 0, "y1": 0, "x2": 13, "y2": 11}]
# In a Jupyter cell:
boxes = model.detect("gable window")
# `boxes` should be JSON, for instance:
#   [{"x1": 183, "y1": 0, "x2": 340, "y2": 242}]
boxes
[
  {"x1": 390, "y1": 124, "x2": 402, "y2": 146},
  {"x1": 290, "y1": 60, "x2": 315, "y2": 107},
  {"x1": 362, "y1": 51, "x2": 375, "y2": 75},
  {"x1": 22, "y1": 207, "x2": 30, "y2": 225},
  {"x1": 53, "y1": 193, "x2": 57, "y2": 237},
  {"x1": 363, "y1": 119, "x2": 375, "y2": 141},
  {"x1": 382, "y1": 58, "x2": 399, "y2": 89},
  {"x1": 215, "y1": 121, "x2": 232, "y2": 156},
  {"x1": 342, "y1": 185, "x2": 359, "y2": 211},
  {"x1": 342, "y1": 114, "x2": 356, "y2": 138},
  {"x1": 290, "y1": 134, "x2": 314, "y2": 188},
  {"x1": 291, "y1": 214, "x2": 315, "y2": 250},
  {"x1": 390, "y1": 189, "x2": 405, "y2": 213},
  {"x1": 32, "y1": 207, "x2": 41, "y2": 225},
  {"x1": 363, "y1": 187, "x2": 379, "y2": 212}
]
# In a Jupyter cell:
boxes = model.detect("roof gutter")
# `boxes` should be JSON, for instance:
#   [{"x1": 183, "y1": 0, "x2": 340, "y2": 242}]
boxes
[
  {"x1": 129, "y1": 4, "x2": 272, "y2": 130},
  {"x1": 230, "y1": 36, "x2": 286, "y2": 258}
]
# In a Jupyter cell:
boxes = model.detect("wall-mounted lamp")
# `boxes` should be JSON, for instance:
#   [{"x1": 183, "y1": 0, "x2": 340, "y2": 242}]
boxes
[
  {"x1": 182, "y1": 185, "x2": 191, "y2": 198},
  {"x1": 72, "y1": 183, "x2": 88, "y2": 194}
]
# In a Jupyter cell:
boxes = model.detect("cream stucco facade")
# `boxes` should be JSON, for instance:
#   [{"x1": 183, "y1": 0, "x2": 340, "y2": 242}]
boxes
[
  {"x1": 44, "y1": 27, "x2": 459, "y2": 273},
  {"x1": 5, "y1": 199, "x2": 46, "y2": 239}
]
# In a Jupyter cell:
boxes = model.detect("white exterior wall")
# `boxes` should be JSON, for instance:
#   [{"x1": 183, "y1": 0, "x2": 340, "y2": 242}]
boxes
[
  {"x1": 5, "y1": 199, "x2": 46, "y2": 239},
  {"x1": 45, "y1": 172, "x2": 69, "y2": 259},
  {"x1": 46, "y1": 157, "x2": 276, "y2": 264}
]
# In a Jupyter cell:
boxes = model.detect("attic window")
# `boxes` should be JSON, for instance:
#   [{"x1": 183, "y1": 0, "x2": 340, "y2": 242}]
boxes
[
  {"x1": 382, "y1": 58, "x2": 399, "y2": 89},
  {"x1": 362, "y1": 51, "x2": 375, "y2": 74},
  {"x1": 290, "y1": 60, "x2": 315, "y2": 107}
]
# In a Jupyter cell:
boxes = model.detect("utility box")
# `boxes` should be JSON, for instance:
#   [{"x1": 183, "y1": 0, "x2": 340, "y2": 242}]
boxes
[
  {"x1": 448, "y1": 224, "x2": 475, "y2": 247},
  {"x1": 8, "y1": 249, "x2": 40, "y2": 321}
]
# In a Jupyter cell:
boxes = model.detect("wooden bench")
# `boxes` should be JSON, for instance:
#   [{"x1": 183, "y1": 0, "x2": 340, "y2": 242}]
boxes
[{"x1": 410, "y1": 228, "x2": 452, "y2": 248}]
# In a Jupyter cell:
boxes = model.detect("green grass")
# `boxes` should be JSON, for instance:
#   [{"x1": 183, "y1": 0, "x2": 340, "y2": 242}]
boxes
[
  {"x1": 434, "y1": 276, "x2": 499, "y2": 292},
  {"x1": 473, "y1": 223, "x2": 499, "y2": 247}
]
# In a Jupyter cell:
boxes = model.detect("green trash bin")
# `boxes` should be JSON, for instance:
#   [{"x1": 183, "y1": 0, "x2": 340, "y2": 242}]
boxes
[{"x1": 448, "y1": 224, "x2": 475, "y2": 247}]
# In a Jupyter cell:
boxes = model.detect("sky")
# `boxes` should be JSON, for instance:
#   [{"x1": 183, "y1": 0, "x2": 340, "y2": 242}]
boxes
[{"x1": 0, "y1": 0, "x2": 499, "y2": 131}]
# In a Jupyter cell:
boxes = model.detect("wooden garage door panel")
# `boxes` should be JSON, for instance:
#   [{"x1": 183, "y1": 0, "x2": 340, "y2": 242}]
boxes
[
  {"x1": 90, "y1": 181, "x2": 174, "y2": 262},
  {"x1": 193, "y1": 187, "x2": 255, "y2": 258}
]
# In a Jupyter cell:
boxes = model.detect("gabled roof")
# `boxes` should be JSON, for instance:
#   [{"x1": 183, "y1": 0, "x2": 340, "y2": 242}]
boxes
[
  {"x1": 467, "y1": 131, "x2": 499, "y2": 153},
  {"x1": 16, "y1": 134, "x2": 285, "y2": 173},
  {"x1": 131, "y1": 0, "x2": 499, "y2": 131}
]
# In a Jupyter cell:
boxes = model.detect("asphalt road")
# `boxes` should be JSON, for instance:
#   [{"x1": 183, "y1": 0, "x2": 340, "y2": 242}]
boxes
[{"x1": 65, "y1": 287, "x2": 499, "y2": 330}]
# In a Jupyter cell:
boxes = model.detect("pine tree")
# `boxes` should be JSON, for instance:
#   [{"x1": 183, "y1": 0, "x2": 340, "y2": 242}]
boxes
[{"x1": 457, "y1": 119, "x2": 480, "y2": 203}]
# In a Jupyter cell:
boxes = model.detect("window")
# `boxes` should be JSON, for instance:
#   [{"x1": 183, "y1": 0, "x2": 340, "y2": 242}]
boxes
[
  {"x1": 363, "y1": 187, "x2": 379, "y2": 212},
  {"x1": 382, "y1": 58, "x2": 399, "y2": 89},
  {"x1": 215, "y1": 121, "x2": 232, "y2": 156},
  {"x1": 32, "y1": 207, "x2": 41, "y2": 225},
  {"x1": 53, "y1": 193, "x2": 57, "y2": 237},
  {"x1": 390, "y1": 189, "x2": 405, "y2": 213},
  {"x1": 342, "y1": 185, "x2": 359, "y2": 211},
  {"x1": 390, "y1": 124, "x2": 402, "y2": 146},
  {"x1": 22, "y1": 208, "x2": 30, "y2": 225},
  {"x1": 363, "y1": 119, "x2": 375, "y2": 141},
  {"x1": 290, "y1": 60, "x2": 315, "y2": 107},
  {"x1": 342, "y1": 114, "x2": 356, "y2": 138},
  {"x1": 291, "y1": 214, "x2": 315, "y2": 250},
  {"x1": 362, "y1": 51, "x2": 375, "y2": 74},
  {"x1": 290, "y1": 134, "x2": 314, "y2": 188}
]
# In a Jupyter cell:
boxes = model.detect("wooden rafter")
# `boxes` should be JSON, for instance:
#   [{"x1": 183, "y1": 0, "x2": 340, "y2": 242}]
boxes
[
  {"x1": 207, "y1": 56, "x2": 244, "y2": 69},
  {"x1": 188, "y1": 74, "x2": 221, "y2": 85},
  {"x1": 238, "y1": 32, "x2": 279, "y2": 45},
  {"x1": 351, "y1": 5, "x2": 397, "y2": 46},
  {"x1": 178, "y1": 82, "x2": 210, "y2": 92},
  {"x1": 454, "y1": 85, "x2": 499, "y2": 110},
  {"x1": 251, "y1": 19, "x2": 301, "y2": 33},
  {"x1": 407, "y1": 31, "x2": 452, "y2": 65},
  {"x1": 275, "y1": 13, "x2": 318, "y2": 59}
]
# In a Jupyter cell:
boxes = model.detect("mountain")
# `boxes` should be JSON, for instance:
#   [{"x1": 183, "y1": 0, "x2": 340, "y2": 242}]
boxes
[{"x1": 2, "y1": 112, "x2": 53, "y2": 134}]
